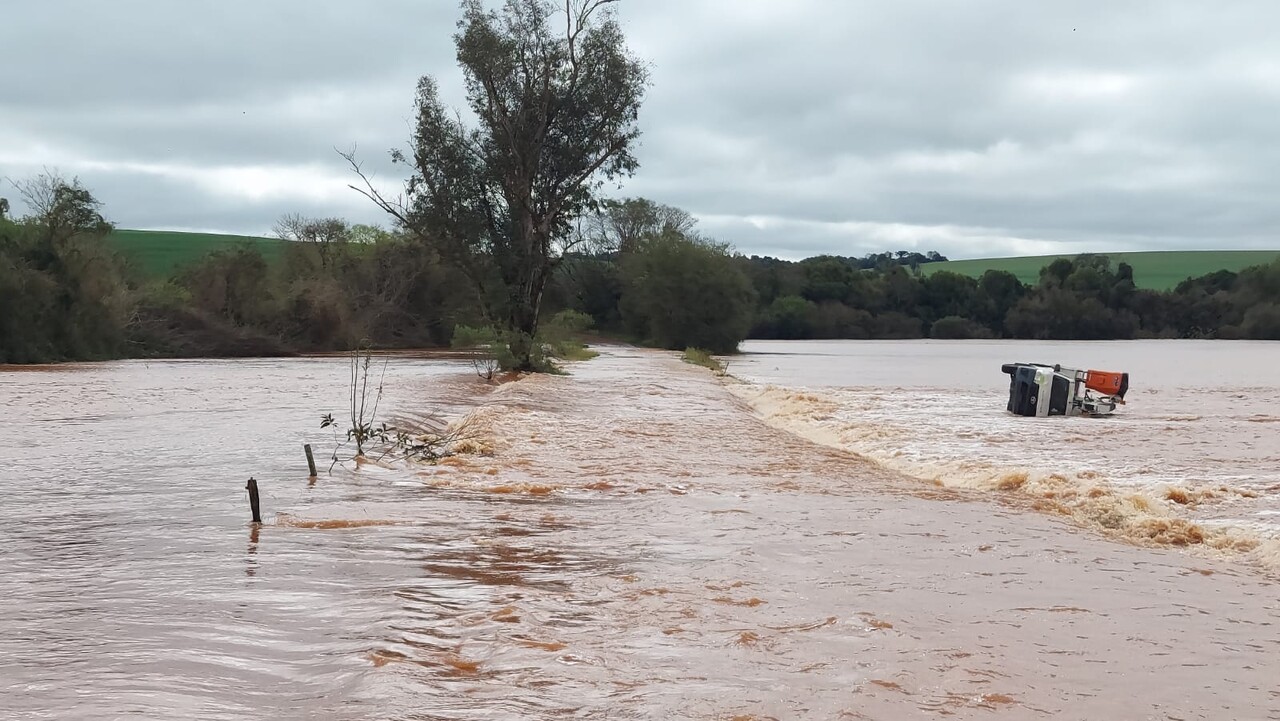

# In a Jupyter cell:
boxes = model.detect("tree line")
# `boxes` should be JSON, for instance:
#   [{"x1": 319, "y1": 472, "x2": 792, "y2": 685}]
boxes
[
  {"x1": 0, "y1": 176, "x2": 756, "y2": 363},
  {"x1": 2, "y1": 178, "x2": 1278, "y2": 366},
  {"x1": 3, "y1": 0, "x2": 1277, "y2": 365},
  {"x1": 729, "y1": 251, "x2": 1280, "y2": 342}
]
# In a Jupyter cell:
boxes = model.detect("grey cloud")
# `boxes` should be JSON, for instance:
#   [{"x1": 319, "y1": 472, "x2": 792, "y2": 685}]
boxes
[
  {"x1": 4, "y1": 1, "x2": 1279, "y2": 258},
  {"x1": 3, "y1": 1, "x2": 457, "y2": 108}
]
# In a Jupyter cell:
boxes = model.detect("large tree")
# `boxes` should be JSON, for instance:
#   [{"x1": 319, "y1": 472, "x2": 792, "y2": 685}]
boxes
[
  {"x1": 349, "y1": 0, "x2": 647, "y2": 370},
  {"x1": 619, "y1": 230, "x2": 757, "y2": 354},
  {"x1": 587, "y1": 197, "x2": 694, "y2": 255},
  {"x1": 0, "y1": 172, "x2": 127, "y2": 362}
]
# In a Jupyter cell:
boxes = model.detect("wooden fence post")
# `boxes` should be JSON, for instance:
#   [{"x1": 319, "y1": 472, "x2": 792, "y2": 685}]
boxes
[
  {"x1": 246, "y1": 477, "x2": 262, "y2": 524},
  {"x1": 304, "y1": 444, "x2": 317, "y2": 478}
]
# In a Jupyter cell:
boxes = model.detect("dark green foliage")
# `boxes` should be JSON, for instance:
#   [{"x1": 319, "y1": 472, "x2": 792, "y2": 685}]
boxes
[
  {"x1": 349, "y1": 0, "x2": 649, "y2": 371},
  {"x1": 738, "y1": 255, "x2": 804, "y2": 308},
  {"x1": 1005, "y1": 292, "x2": 1132, "y2": 340},
  {"x1": 738, "y1": 253, "x2": 1280, "y2": 342},
  {"x1": 972, "y1": 270, "x2": 1025, "y2": 335},
  {"x1": 929, "y1": 315, "x2": 993, "y2": 339},
  {"x1": 757, "y1": 295, "x2": 817, "y2": 340},
  {"x1": 0, "y1": 176, "x2": 131, "y2": 363},
  {"x1": 873, "y1": 311, "x2": 925, "y2": 339},
  {"x1": 921, "y1": 271, "x2": 979, "y2": 324},
  {"x1": 6, "y1": 170, "x2": 1279, "y2": 366},
  {"x1": 877, "y1": 265, "x2": 921, "y2": 315},
  {"x1": 799, "y1": 256, "x2": 859, "y2": 304},
  {"x1": 1241, "y1": 303, "x2": 1280, "y2": 339},
  {"x1": 619, "y1": 231, "x2": 756, "y2": 354},
  {"x1": 812, "y1": 301, "x2": 873, "y2": 339},
  {"x1": 1001, "y1": 256, "x2": 1144, "y2": 339},
  {"x1": 560, "y1": 257, "x2": 624, "y2": 329},
  {"x1": 133, "y1": 223, "x2": 478, "y2": 358}
]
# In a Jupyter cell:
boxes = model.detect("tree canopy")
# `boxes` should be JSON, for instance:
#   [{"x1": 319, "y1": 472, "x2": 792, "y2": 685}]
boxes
[{"x1": 348, "y1": 0, "x2": 648, "y2": 370}]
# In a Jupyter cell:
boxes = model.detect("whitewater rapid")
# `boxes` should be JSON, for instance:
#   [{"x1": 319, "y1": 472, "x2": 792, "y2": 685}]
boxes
[{"x1": 727, "y1": 339, "x2": 1280, "y2": 569}]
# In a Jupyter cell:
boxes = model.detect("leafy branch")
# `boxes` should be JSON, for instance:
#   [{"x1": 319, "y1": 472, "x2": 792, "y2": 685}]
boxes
[{"x1": 322, "y1": 343, "x2": 486, "y2": 470}]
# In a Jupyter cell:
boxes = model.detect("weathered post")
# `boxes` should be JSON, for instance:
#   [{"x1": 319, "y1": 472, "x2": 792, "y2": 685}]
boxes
[
  {"x1": 246, "y1": 477, "x2": 262, "y2": 524},
  {"x1": 304, "y1": 444, "x2": 317, "y2": 478}
]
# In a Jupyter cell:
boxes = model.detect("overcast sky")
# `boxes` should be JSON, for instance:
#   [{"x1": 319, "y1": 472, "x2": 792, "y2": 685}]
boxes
[{"x1": 3, "y1": 1, "x2": 1279, "y2": 260}]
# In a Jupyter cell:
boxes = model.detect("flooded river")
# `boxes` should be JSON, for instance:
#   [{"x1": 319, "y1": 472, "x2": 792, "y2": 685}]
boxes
[
  {"x1": 730, "y1": 340, "x2": 1280, "y2": 557},
  {"x1": 2, "y1": 344, "x2": 1278, "y2": 719}
]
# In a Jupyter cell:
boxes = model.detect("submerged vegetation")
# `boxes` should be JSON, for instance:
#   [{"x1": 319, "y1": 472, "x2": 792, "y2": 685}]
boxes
[
  {"x1": 322, "y1": 343, "x2": 477, "y2": 467},
  {"x1": 681, "y1": 347, "x2": 726, "y2": 375},
  {"x1": 450, "y1": 309, "x2": 597, "y2": 376}
]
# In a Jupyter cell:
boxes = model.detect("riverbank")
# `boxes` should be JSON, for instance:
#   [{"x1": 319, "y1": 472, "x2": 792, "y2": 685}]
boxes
[{"x1": 408, "y1": 346, "x2": 1280, "y2": 719}]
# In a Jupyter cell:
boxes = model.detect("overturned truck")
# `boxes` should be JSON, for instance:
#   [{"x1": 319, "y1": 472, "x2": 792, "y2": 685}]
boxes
[{"x1": 1002, "y1": 363, "x2": 1129, "y2": 417}]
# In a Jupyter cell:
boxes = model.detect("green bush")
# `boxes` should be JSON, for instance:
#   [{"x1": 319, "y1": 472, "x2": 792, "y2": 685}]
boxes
[
  {"x1": 1241, "y1": 303, "x2": 1280, "y2": 339},
  {"x1": 620, "y1": 231, "x2": 755, "y2": 353},
  {"x1": 929, "y1": 315, "x2": 993, "y2": 339},
  {"x1": 764, "y1": 295, "x2": 817, "y2": 339},
  {"x1": 540, "y1": 309, "x2": 598, "y2": 361},
  {"x1": 449, "y1": 321, "x2": 597, "y2": 374},
  {"x1": 0, "y1": 198, "x2": 131, "y2": 363},
  {"x1": 873, "y1": 311, "x2": 924, "y2": 339},
  {"x1": 547, "y1": 309, "x2": 594, "y2": 335},
  {"x1": 451, "y1": 324, "x2": 517, "y2": 377},
  {"x1": 812, "y1": 301, "x2": 872, "y2": 339},
  {"x1": 681, "y1": 347, "x2": 725, "y2": 374}
]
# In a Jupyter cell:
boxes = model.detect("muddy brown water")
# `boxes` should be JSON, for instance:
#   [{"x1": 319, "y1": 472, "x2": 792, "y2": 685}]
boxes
[
  {"x1": 729, "y1": 339, "x2": 1280, "y2": 560},
  {"x1": 1, "y1": 346, "x2": 1278, "y2": 720}
]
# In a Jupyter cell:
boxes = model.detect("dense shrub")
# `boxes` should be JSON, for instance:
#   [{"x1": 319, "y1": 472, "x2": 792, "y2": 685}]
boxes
[
  {"x1": 0, "y1": 180, "x2": 131, "y2": 363},
  {"x1": 930, "y1": 315, "x2": 993, "y2": 339},
  {"x1": 620, "y1": 231, "x2": 756, "y2": 353}
]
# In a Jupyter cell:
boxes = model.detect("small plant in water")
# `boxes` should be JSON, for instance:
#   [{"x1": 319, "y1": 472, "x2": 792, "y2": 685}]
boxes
[
  {"x1": 322, "y1": 342, "x2": 478, "y2": 470},
  {"x1": 321, "y1": 341, "x2": 388, "y2": 457}
]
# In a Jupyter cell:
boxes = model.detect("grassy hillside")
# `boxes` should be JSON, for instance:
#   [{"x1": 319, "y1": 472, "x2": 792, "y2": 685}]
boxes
[
  {"x1": 107, "y1": 229, "x2": 286, "y2": 277},
  {"x1": 923, "y1": 250, "x2": 1280, "y2": 290},
  {"x1": 107, "y1": 230, "x2": 1279, "y2": 291}
]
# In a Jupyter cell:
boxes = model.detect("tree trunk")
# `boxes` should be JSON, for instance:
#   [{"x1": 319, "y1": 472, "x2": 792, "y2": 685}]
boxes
[
  {"x1": 507, "y1": 296, "x2": 541, "y2": 371},
  {"x1": 505, "y1": 220, "x2": 550, "y2": 370}
]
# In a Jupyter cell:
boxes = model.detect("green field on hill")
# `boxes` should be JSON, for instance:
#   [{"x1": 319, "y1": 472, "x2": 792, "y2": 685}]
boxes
[
  {"x1": 107, "y1": 229, "x2": 286, "y2": 277},
  {"x1": 923, "y1": 250, "x2": 1280, "y2": 291},
  {"x1": 107, "y1": 230, "x2": 1280, "y2": 291}
]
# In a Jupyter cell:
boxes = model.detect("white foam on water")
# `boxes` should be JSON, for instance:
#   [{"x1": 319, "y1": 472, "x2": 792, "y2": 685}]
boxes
[{"x1": 728, "y1": 339, "x2": 1280, "y2": 566}]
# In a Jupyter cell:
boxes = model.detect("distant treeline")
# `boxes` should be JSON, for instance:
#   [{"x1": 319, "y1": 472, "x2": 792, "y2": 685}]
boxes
[
  {"x1": 725, "y1": 252, "x2": 1280, "y2": 341},
  {"x1": 2, "y1": 182, "x2": 1278, "y2": 365}
]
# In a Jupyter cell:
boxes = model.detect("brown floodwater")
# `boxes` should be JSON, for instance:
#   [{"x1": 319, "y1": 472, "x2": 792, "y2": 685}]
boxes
[
  {"x1": 2, "y1": 346, "x2": 1279, "y2": 719},
  {"x1": 729, "y1": 339, "x2": 1280, "y2": 566}
]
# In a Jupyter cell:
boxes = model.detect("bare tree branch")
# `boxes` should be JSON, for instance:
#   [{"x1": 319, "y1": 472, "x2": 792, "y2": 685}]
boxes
[{"x1": 337, "y1": 146, "x2": 411, "y2": 227}]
